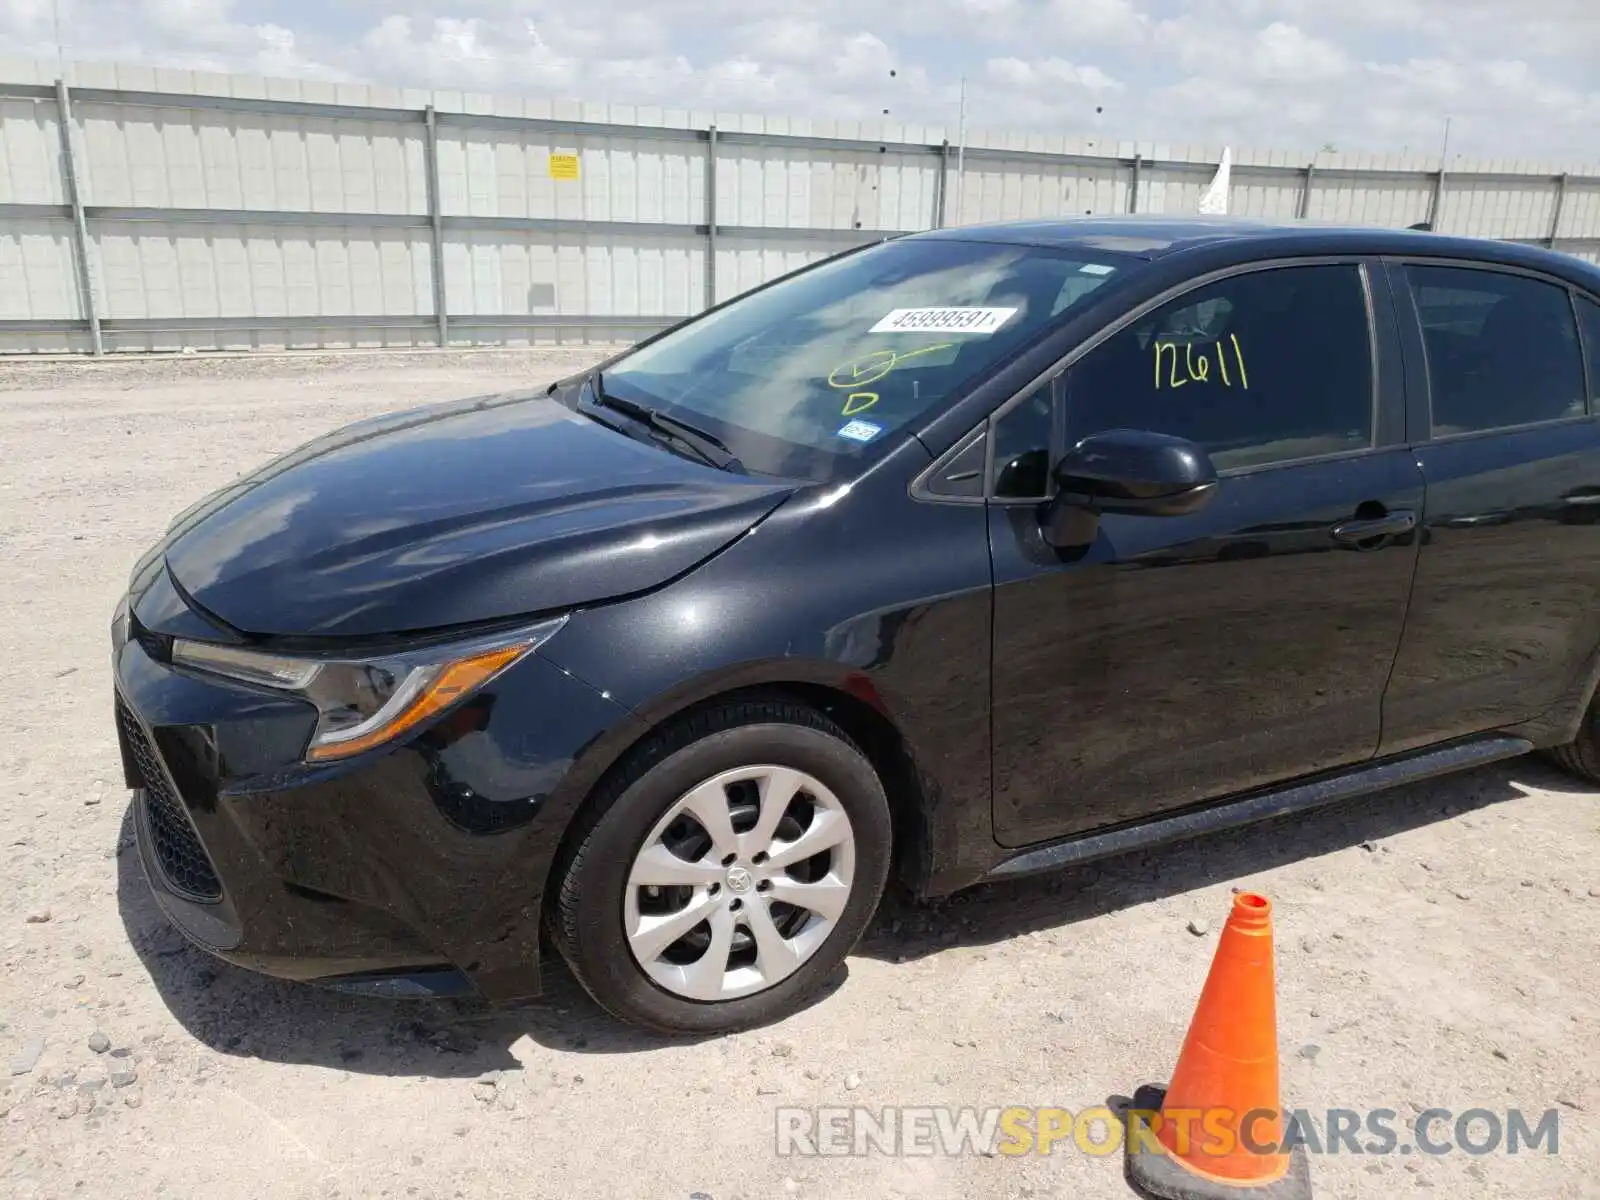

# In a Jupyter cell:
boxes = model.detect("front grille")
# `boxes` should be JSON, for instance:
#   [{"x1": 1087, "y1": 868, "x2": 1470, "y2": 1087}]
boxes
[{"x1": 117, "y1": 698, "x2": 223, "y2": 902}]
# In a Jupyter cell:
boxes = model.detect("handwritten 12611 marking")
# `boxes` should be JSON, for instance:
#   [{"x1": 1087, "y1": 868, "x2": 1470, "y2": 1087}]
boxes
[{"x1": 1154, "y1": 336, "x2": 1250, "y2": 389}]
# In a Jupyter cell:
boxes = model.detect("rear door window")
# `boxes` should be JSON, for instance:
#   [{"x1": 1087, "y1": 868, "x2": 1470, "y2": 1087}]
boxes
[{"x1": 1406, "y1": 266, "x2": 1587, "y2": 436}]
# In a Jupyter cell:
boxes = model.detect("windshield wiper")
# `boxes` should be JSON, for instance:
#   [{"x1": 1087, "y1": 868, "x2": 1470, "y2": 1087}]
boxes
[{"x1": 589, "y1": 374, "x2": 744, "y2": 472}]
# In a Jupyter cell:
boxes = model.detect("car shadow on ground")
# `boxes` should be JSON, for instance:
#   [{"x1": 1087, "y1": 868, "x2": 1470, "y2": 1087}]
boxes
[{"x1": 117, "y1": 757, "x2": 1579, "y2": 1078}]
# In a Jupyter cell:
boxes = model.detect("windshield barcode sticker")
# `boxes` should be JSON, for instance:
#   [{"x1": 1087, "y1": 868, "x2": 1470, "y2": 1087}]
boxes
[{"x1": 869, "y1": 307, "x2": 1018, "y2": 334}]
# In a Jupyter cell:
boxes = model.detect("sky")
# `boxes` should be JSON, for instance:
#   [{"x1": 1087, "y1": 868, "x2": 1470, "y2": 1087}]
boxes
[{"x1": 2, "y1": 0, "x2": 1597, "y2": 162}]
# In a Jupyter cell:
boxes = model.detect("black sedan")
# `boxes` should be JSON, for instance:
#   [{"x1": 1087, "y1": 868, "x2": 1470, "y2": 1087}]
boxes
[{"x1": 113, "y1": 216, "x2": 1600, "y2": 1033}]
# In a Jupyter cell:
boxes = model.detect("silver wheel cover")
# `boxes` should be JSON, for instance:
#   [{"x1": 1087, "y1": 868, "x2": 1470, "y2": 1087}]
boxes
[{"x1": 623, "y1": 765, "x2": 856, "y2": 1002}]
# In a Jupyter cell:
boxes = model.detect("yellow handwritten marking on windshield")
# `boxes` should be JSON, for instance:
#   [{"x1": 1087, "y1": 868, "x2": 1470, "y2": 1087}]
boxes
[
  {"x1": 842, "y1": 392, "x2": 880, "y2": 416},
  {"x1": 827, "y1": 343, "x2": 955, "y2": 390},
  {"x1": 1154, "y1": 338, "x2": 1249, "y2": 390}
]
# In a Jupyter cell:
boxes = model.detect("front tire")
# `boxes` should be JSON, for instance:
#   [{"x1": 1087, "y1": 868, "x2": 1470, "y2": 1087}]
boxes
[{"x1": 551, "y1": 699, "x2": 892, "y2": 1035}]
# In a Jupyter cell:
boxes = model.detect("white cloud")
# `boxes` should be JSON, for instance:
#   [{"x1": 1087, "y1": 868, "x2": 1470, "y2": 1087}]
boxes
[
  {"x1": 1257, "y1": 0, "x2": 1600, "y2": 59},
  {"x1": 356, "y1": 15, "x2": 579, "y2": 91},
  {"x1": 956, "y1": 0, "x2": 1017, "y2": 16},
  {"x1": 831, "y1": 32, "x2": 896, "y2": 84},
  {"x1": 986, "y1": 57, "x2": 1124, "y2": 93},
  {"x1": 740, "y1": 18, "x2": 829, "y2": 65},
  {"x1": 1046, "y1": 0, "x2": 1150, "y2": 44},
  {"x1": 1251, "y1": 22, "x2": 1348, "y2": 79},
  {"x1": 1151, "y1": 17, "x2": 1348, "y2": 83},
  {"x1": 0, "y1": 0, "x2": 1595, "y2": 161}
]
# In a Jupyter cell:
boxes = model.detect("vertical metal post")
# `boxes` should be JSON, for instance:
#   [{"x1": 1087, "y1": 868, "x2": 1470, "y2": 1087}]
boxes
[
  {"x1": 704, "y1": 124, "x2": 718, "y2": 312},
  {"x1": 953, "y1": 79, "x2": 967, "y2": 227},
  {"x1": 1128, "y1": 154, "x2": 1141, "y2": 215},
  {"x1": 1548, "y1": 173, "x2": 1569, "y2": 249},
  {"x1": 55, "y1": 78, "x2": 102, "y2": 356},
  {"x1": 1427, "y1": 168, "x2": 1446, "y2": 232},
  {"x1": 935, "y1": 140, "x2": 950, "y2": 228},
  {"x1": 422, "y1": 105, "x2": 448, "y2": 347},
  {"x1": 1297, "y1": 163, "x2": 1315, "y2": 219}
]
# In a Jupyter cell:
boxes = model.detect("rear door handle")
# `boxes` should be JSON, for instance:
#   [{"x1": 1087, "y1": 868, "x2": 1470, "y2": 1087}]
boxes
[{"x1": 1331, "y1": 510, "x2": 1416, "y2": 545}]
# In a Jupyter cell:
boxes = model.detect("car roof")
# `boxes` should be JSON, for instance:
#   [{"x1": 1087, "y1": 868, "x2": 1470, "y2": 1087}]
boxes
[{"x1": 910, "y1": 215, "x2": 1600, "y2": 287}]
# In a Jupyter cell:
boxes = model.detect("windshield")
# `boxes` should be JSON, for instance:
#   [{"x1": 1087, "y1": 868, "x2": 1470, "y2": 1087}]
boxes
[{"x1": 599, "y1": 237, "x2": 1137, "y2": 481}]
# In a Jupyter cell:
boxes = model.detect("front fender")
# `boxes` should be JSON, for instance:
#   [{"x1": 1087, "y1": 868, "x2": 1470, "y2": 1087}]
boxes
[{"x1": 538, "y1": 482, "x2": 998, "y2": 897}]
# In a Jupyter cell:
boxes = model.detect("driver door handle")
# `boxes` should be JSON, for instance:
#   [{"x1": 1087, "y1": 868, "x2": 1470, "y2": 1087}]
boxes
[{"x1": 1331, "y1": 509, "x2": 1416, "y2": 545}]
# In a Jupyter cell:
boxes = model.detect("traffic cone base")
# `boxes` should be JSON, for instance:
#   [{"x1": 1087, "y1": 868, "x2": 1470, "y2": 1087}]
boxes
[{"x1": 1124, "y1": 1085, "x2": 1312, "y2": 1200}]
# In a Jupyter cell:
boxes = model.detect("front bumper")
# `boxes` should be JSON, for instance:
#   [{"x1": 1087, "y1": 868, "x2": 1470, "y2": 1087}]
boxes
[{"x1": 113, "y1": 579, "x2": 640, "y2": 1003}]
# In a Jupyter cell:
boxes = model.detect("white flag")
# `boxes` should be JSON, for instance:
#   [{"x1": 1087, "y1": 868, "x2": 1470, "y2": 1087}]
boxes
[{"x1": 1198, "y1": 147, "x2": 1232, "y2": 215}]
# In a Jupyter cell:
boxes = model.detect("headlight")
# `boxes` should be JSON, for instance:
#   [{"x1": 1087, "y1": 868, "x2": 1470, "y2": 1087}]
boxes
[{"x1": 171, "y1": 616, "x2": 567, "y2": 763}]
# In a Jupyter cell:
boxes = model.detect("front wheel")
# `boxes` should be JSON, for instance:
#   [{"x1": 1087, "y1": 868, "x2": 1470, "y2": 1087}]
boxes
[{"x1": 551, "y1": 700, "x2": 893, "y2": 1035}]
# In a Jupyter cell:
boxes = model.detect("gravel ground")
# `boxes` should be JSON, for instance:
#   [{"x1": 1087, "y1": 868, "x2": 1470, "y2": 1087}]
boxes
[{"x1": 1, "y1": 350, "x2": 1597, "y2": 1200}]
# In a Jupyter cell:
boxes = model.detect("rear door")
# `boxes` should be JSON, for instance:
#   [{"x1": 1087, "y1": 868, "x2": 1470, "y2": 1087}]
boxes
[
  {"x1": 985, "y1": 258, "x2": 1423, "y2": 848},
  {"x1": 1379, "y1": 263, "x2": 1600, "y2": 754}
]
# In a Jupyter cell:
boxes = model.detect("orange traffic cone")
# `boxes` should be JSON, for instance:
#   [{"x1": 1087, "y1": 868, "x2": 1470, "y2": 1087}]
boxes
[{"x1": 1123, "y1": 892, "x2": 1312, "y2": 1200}]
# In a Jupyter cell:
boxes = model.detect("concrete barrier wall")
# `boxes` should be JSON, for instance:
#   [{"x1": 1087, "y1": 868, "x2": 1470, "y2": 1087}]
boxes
[{"x1": 2, "y1": 56, "x2": 1597, "y2": 355}]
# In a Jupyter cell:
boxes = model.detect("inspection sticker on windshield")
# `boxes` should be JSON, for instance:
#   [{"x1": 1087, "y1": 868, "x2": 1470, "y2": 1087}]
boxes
[
  {"x1": 836, "y1": 419, "x2": 884, "y2": 443},
  {"x1": 869, "y1": 306, "x2": 1018, "y2": 335}
]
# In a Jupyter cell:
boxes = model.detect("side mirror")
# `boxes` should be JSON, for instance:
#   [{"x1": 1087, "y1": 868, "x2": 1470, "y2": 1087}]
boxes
[{"x1": 1053, "y1": 429, "x2": 1218, "y2": 518}]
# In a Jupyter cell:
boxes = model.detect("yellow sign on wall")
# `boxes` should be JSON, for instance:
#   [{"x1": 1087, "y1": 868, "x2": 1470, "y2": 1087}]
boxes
[{"x1": 548, "y1": 153, "x2": 580, "y2": 181}]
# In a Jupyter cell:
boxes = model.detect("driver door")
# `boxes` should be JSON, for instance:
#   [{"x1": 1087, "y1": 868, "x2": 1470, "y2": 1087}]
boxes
[{"x1": 986, "y1": 259, "x2": 1424, "y2": 847}]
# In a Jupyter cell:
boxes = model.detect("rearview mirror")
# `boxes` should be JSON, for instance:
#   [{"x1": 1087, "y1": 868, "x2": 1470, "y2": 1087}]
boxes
[{"x1": 1052, "y1": 429, "x2": 1218, "y2": 518}]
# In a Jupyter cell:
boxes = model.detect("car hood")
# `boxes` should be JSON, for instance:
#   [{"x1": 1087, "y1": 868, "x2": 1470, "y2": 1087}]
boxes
[{"x1": 152, "y1": 389, "x2": 796, "y2": 639}]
